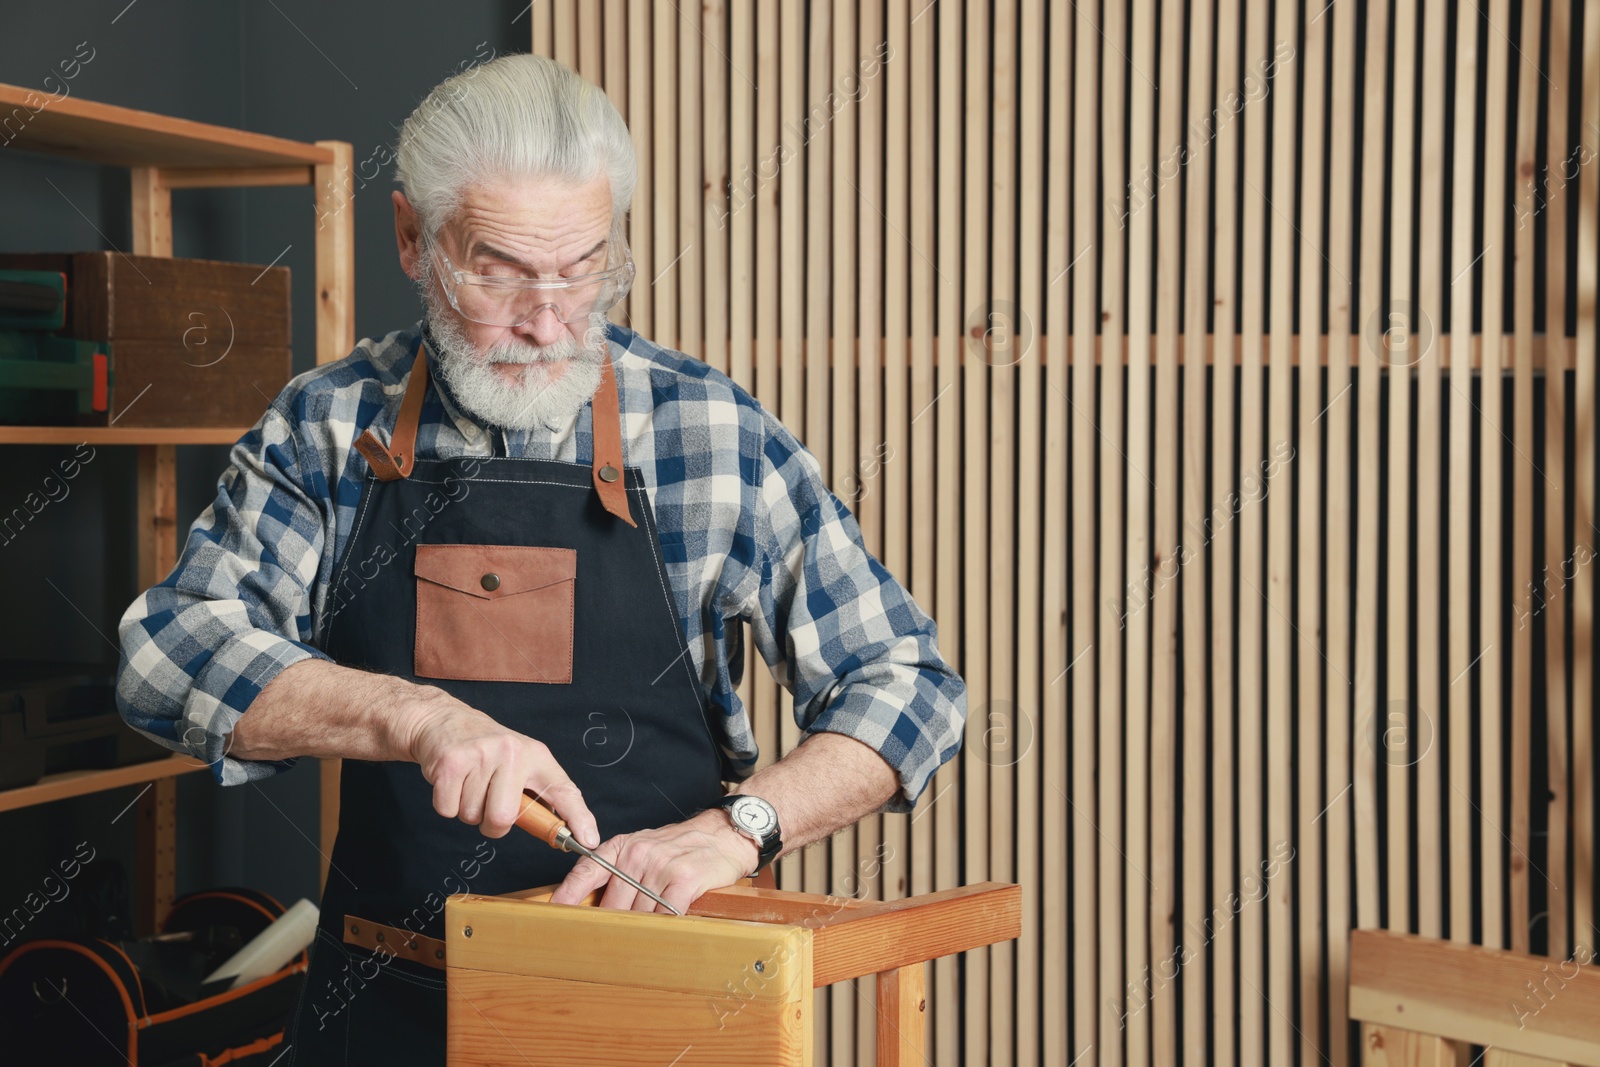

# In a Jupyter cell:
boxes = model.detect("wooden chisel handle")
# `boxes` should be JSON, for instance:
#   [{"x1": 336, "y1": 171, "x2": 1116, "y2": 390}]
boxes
[{"x1": 515, "y1": 790, "x2": 568, "y2": 849}]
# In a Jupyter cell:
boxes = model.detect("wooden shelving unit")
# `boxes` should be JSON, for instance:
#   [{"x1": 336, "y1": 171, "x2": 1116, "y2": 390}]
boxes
[{"x1": 0, "y1": 80, "x2": 353, "y2": 933}]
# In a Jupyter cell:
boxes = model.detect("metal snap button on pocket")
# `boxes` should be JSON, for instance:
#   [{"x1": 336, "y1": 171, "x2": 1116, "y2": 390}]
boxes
[{"x1": 480, "y1": 573, "x2": 500, "y2": 591}]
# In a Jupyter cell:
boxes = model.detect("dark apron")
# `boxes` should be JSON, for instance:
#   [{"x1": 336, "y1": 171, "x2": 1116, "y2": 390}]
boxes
[{"x1": 285, "y1": 337, "x2": 726, "y2": 1065}]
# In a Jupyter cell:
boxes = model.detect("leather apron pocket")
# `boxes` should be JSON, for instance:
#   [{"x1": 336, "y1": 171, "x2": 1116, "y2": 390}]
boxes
[{"x1": 414, "y1": 544, "x2": 577, "y2": 684}]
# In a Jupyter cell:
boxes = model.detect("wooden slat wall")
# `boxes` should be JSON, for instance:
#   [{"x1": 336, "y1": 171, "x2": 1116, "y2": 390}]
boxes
[{"x1": 534, "y1": 2, "x2": 1600, "y2": 1063}]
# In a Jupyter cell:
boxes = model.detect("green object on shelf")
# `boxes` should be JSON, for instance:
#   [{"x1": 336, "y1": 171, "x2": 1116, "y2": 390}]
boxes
[
  {"x1": 0, "y1": 330, "x2": 111, "y2": 424},
  {"x1": 0, "y1": 269, "x2": 67, "y2": 331}
]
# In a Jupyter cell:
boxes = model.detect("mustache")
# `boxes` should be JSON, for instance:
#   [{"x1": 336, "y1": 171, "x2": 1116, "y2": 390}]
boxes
[{"x1": 482, "y1": 337, "x2": 578, "y2": 364}]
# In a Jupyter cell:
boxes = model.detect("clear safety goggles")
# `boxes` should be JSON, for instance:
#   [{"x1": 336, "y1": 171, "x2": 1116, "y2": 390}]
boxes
[{"x1": 431, "y1": 239, "x2": 634, "y2": 328}]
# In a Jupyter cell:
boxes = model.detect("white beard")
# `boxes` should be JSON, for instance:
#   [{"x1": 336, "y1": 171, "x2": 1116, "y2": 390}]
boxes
[{"x1": 417, "y1": 259, "x2": 607, "y2": 433}]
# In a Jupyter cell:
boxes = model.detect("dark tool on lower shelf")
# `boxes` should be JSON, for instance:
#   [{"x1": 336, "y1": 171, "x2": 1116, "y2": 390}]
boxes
[{"x1": 515, "y1": 790, "x2": 683, "y2": 916}]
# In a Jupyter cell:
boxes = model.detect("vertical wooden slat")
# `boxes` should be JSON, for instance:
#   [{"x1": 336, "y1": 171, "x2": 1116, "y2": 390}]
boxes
[
  {"x1": 1210, "y1": 1, "x2": 1242, "y2": 1060},
  {"x1": 1543, "y1": 0, "x2": 1573, "y2": 964},
  {"x1": 1123, "y1": 4, "x2": 1156, "y2": 1064},
  {"x1": 1508, "y1": 0, "x2": 1543, "y2": 956},
  {"x1": 1148, "y1": 0, "x2": 1181, "y2": 1057},
  {"x1": 577, "y1": 0, "x2": 601, "y2": 83},
  {"x1": 1326, "y1": 0, "x2": 1358, "y2": 1058},
  {"x1": 1480, "y1": 0, "x2": 1512, "y2": 952},
  {"x1": 775, "y1": 0, "x2": 805, "y2": 898},
  {"x1": 1097, "y1": 0, "x2": 1129, "y2": 1061},
  {"x1": 679, "y1": 0, "x2": 703, "y2": 360},
  {"x1": 1070, "y1": 1, "x2": 1101, "y2": 1061},
  {"x1": 553, "y1": 0, "x2": 577, "y2": 70},
  {"x1": 727, "y1": 0, "x2": 752, "y2": 390},
  {"x1": 1574, "y1": 0, "x2": 1598, "y2": 955},
  {"x1": 704, "y1": 0, "x2": 729, "y2": 376},
  {"x1": 932, "y1": 0, "x2": 964, "y2": 1058},
  {"x1": 626, "y1": 0, "x2": 653, "y2": 337},
  {"x1": 1296, "y1": 0, "x2": 1330, "y2": 1058},
  {"x1": 530, "y1": 0, "x2": 553, "y2": 58},
  {"x1": 961, "y1": 0, "x2": 991, "y2": 1061},
  {"x1": 1355, "y1": 0, "x2": 1390, "y2": 938},
  {"x1": 653, "y1": 3, "x2": 679, "y2": 351},
  {"x1": 602, "y1": 0, "x2": 628, "y2": 121},
  {"x1": 1264, "y1": 0, "x2": 1298, "y2": 1060},
  {"x1": 1415, "y1": 0, "x2": 1447, "y2": 947},
  {"x1": 1386, "y1": 0, "x2": 1418, "y2": 943},
  {"x1": 828, "y1": 4, "x2": 858, "y2": 1061},
  {"x1": 1042, "y1": 5, "x2": 1073, "y2": 1064},
  {"x1": 1179, "y1": 0, "x2": 1215, "y2": 1060},
  {"x1": 1237, "y1": 0, "x2": 1269, "y2": 1057},
  {"x1": 754, "y1": 2, "x2": 778, "y2": 405},
  {"x1": 1446, "y1": 0, "x2": 1478, "y2": 954},
  {"x1": 988, "y1": 0, "x2": 1019, "y2": 1060}
]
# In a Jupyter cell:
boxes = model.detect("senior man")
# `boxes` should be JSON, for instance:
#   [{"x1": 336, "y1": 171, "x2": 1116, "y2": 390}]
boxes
[{"x1": 117, "y1": 53, "x2": 963, "y2": 1062}]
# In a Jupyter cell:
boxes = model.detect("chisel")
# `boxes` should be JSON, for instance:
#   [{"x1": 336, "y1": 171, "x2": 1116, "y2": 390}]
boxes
[{"x1": 514, "y1": 790, "x2": 683, "y2": 916}]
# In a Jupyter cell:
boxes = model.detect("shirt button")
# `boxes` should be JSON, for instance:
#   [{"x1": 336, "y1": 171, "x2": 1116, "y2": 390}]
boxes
[{"x1": 481, "y1": 573, "x2": 500, "y2": 591}]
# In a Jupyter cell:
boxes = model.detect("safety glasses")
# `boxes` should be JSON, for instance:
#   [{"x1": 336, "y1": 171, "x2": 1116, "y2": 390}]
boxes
[{"x1": 431, "y1": 241, "x2": 634, "y2": 328}]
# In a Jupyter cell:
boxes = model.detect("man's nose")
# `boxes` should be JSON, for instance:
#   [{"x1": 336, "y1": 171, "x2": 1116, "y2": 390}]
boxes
[{"x1": 515, "y1": 303, "x2": 567, "y2": 348}]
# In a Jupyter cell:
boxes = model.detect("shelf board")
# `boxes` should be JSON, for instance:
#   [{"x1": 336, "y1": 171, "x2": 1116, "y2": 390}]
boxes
[
  {"x1": 0, "y1": 82, "x2": 333, "y2": 169},
  {"x1": 0, "y1": 754, "x2": 205, "y2": 814},
  {"x1": 0, "y1": 425, "x2": 248, "y2": 445}
]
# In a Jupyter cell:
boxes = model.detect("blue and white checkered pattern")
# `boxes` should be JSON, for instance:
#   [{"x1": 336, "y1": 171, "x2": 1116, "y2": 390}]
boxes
[{"x1": 116, "y1": 320, "x2": 965, "y2": 809}]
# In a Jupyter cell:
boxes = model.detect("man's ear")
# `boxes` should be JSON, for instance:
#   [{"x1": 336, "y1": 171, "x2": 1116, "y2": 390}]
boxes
[{"x1": 394, "y1": 190, "x2": 423, "y2": 280}]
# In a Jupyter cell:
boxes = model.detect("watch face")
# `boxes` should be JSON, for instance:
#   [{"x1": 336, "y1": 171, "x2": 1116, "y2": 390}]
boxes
[{"x1": 731, "y1": 796, "x2": 778, "y2": 838}]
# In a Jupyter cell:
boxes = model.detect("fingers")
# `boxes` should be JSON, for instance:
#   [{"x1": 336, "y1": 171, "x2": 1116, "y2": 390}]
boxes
[
  {"x1": 550, "y1": 851, "x2": 617, "y2": 906},
  {"x1": 478, "y1": 767, "x2": 525, "y2": 838},
  {"x1": 529, "y1": 772, "x2": 600, "y2": 849}
]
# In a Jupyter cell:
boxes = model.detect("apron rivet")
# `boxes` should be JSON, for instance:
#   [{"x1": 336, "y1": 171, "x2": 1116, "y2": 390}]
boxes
[
  {"x1": 480, "y1": 573, "x2": 500, "y2": 591},
  {"x1": 598, "y1": 464, "x2": 620, "y2": 483},
  {"x1": 376, "y1": 932, "x2": 385, "y2": 942},
  {"x1": 350, "y1": 924, "x2": 359, "y2": 935},
  {"x1": 435, "y1": 949, "x2": 445, "y2": 960}
]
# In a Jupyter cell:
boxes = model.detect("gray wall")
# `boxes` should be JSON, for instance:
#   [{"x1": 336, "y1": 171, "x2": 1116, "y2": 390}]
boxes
[{"x1": 0, "y1": 0, "x2": 531, "y2": 936}]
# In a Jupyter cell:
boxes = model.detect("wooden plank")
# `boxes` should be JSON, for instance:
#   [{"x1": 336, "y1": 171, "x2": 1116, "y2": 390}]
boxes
[
  {"x1": 1237, "y1": 0, "x2": 1270, "y2": 1057},
  {"x1": 875, "y1": 964, "x2": 926, "y2": 1067},
  {"x1": 135, "y1": 444, "x2": 178, "y2": 590},
  {"x1": 1015, "y1": 0, "x2": 1045, "y2": 1063},
  {"x1": 530, "y1": 0, "x2": 552, "y2": 57},
  {"x1": 961, "y1": 0, "x2": 991, "y2": 1061},
  {"x1": 810, "y1": 883, "x2": 1023, "y2": 986},
  {"x1": 626, "y1": 0, "x2": 653, "y2": 336},
  {"x1": 1122, "y1": 3, "x2": 1155, "y2": 1063},
  {"x1": 0, "y1": 426, "x2": 250, "y2": 445},
  {"x1": 0, "y1": 755, "x2": 202, "y2": 814},
  {"x1": 1097, "y1": 0, "x2": 1129, "y2": 1061},
  {"x1": 131, "y1": 166, "x2": 171, "y2": 258},
  {"x1": 603, "y1": 0, "x2": 629, "y2": 121},
  {"x1": 1326, "y1": 0, "x2": 1358, "y2": 1058},
  {"x1": 1295, "y1": 0, "x2": 1330, "y2": 1059},
  {"x1": 704, "y1": 0, "x2": 729, "y2": 375},
  {"x1": 1210, "y1": 0, "x2": 1242, "y2": 1060},
  {"x1": 1359, "y1": 1023, "x2": 1467, "y2": 1067},
  {"x1": 553, "y1": 0, "x2": 577, "y2": 69},
  {"x1": 134, "y1": 777, "x2": 177, "y2": 937},
  {"x1": 1483, "y1": 1052, "x2": 1578, "y2": 1067},
  {"x1": 1179, "y1": 0, "x2": 1216, "y2": 1061},
  {"x1": 1480, "y1": 0, "x2": 1513, "y2": 952},
  {"x1": 1349, "y1": 930, "x2": 1600, "y2": 1063},
  {"x1": 653, "y1": 3, "x2": 679, "y2": 350},
  {"x1": 828, "y1": 3, "x2": 858, "y2": 1058},
  {"x1": 933, "y1": 0, "x2": 964, "y2": 1058},
  {"x1": 1264, "y1": 0, "x2": 1298, "y2": 1061},
  {"x1": 447, "y1": 970, "x2": 808, "y2": 1066},
  {"x1": 1355, "y1": 0, "x2": 1391, "y2": 937},
  {"x1": 313, "y1": 140, "x2": 355, "y2": 366},
  {"x1": 1041, "y1": 4, "x2": 1073, "y2": 1065},
  {"x1": 987, "y1": 1, "x2": 1019, "y2": 1064},
  {"x1": 1508, "y1": 0, "x2": 1543, "y2": 955},
  {"x1": 1415, "y1": 0, "x2": 1447, "y2": 948},
  {"x1": 161, "y1": 165, "x2": 312, "y2": 188},
  {"x1": 1573, "y1": 0, "x2": 1598, "y2": 958},
  {"x1": 1385, "y1": 0, "x2": 1419, "y2": 946},
  {"x1": 1446, "y1": 0, "x2": 1479, "y2": 955},
  {"x1": 577, "y1": 0, "x2": 601, "y2": 83},
  {"x1": 1542, "y1": 0, "x2": 1572, "y2": 964},
  {"x1": 0, "y1": 82, "x2": 335, "y2": 169},
  {"x1": 679, "y1": 0, "x2": 703, "y2": 361}
]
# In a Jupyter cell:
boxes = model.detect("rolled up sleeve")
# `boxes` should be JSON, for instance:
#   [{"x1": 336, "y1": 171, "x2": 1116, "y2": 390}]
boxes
[
  {"x1": 116, "y1": 406, "x2": 333, "y2": 785},
  {"x1": 746, "y1": 410, "x2": 966, "y2": 811}
]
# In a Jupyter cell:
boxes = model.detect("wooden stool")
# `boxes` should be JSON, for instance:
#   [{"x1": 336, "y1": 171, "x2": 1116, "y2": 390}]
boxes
[{"x1": 444, "y1": 881, "x2": 1020, "y2": 1066}]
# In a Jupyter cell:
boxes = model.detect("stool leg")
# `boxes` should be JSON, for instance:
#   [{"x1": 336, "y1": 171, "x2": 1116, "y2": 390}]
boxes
[{"x1": 875, "y1": 963, "x2": 927, "y2": 1066}]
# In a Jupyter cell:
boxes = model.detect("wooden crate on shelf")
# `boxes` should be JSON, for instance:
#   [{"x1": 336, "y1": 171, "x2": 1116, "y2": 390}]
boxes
[{"x1": 0, "y1": 251, "x2": 292, "y2": 427}]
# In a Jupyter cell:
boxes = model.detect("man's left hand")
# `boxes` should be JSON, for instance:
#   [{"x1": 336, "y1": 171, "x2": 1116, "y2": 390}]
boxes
[{"x1": 548, "y1": 807, "x2": 760, "y2": 914}]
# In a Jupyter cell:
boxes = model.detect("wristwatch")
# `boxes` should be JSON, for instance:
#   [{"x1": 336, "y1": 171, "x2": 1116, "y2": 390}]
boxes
[{"x1": 719, "y1": 794, "x2": 783, "y2": 874}]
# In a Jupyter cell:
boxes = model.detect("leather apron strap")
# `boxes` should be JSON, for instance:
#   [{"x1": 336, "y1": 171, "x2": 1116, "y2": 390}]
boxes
[{"x1": 353, "y1": 338, "x2": 637, "y2": 528}]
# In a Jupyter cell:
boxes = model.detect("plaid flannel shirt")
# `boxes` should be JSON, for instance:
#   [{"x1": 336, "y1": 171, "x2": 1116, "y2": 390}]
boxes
[{"x1": 115, "y1": 320, "x2": 965, "y2": 810}]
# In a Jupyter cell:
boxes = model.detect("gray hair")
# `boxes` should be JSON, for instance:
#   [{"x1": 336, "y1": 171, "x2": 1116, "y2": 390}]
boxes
[{"x1": 394, "y1": 53, "x2": 636, "y2": 246}]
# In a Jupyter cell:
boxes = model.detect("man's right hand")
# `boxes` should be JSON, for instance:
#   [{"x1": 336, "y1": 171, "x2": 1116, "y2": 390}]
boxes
[{"x1": 399, "y1": 686, "x2": 600, "y2": 846}]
